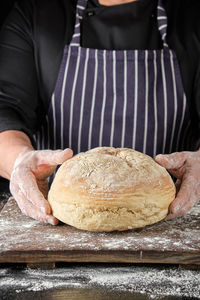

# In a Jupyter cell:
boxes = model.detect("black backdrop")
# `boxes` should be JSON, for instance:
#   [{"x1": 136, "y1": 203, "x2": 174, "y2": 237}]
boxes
[
  {"x1": 0, "y1": 0, "x2": 15, "y2": 27},
  {"x1": 0, "y1": 0, "x2": 16, "y2": 192}
]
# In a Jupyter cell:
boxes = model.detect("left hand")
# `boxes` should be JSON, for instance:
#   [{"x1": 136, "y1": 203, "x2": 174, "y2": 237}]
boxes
[
  {"x1": 10, "y1": 148, "x2": 73, "y2": 224},
  {"x1": 155, "y1": 149, "x2": 200, "y2": 219}
]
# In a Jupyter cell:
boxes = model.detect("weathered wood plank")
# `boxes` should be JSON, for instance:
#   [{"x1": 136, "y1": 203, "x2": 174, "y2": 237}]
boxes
[
  {"x1": 27, "y1": 262, "x2": 56, "y2": 269},
  {"x1": 0, "y1": 250, "x2": 200, "y2": 265},
  {"x1": 0, "y1": 198, "x2": 200, "y2": 265}
]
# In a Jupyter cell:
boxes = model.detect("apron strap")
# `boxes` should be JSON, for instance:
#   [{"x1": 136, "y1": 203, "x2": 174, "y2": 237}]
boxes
[
  {"x1": 70, "y1": 0, "x2": 169, "y2": 49},
  {"x1": 157, "y1": 0, "x2": 169, "y2": 48},
  {"x1": 70, "y1": 0, "x2": 88, "y2": 47}
]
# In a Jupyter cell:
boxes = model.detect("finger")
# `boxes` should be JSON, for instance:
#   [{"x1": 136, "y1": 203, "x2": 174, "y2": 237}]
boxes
[
  {"x1": 155, "y1": 152, "x2": 187, "y2": 170},
  {"x1": 12, "y1": 170, "x2": 51, "y2": 214},
  {"x1": 36, "y1": 148, "x2": 73, "y2": 166},
  {"x1": 33, "y1": 164, "x2": 57, "y2": 181},
  {"x1": 166, "y1": 189, "x2": 198, "y2": 220},
  {"x1": 169, "y1": 174, "x2": 196, "y2": 215},
  {"x1": 165, "y1": 213, "x2": 176, "y2": 220},
  {"x1": 15, "y1": 189, "x2": 58, "y2": 225}
]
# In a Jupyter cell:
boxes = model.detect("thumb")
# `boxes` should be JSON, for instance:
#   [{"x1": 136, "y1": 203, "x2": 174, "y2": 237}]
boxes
[
  {"x1": 155, "y1": 152, "x2": 186, "y2": 170},
  {"x1": 36, "y1": 148, "x2": 73, "y2": 166}
]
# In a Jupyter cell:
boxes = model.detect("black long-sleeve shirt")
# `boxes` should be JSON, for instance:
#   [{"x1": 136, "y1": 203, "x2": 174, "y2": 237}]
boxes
[{"x1": 0, "y1": 0, "x2": 199, "y2": 143}]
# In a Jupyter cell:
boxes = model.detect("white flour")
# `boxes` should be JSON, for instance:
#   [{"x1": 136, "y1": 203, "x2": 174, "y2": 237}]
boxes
[
  {"x1": 54, "y1": 148, "x2": 169, "y2": 193},
  {"x1": 0, "y1": 197, "x2": 200, "y2": 255},
  {"x1": 0, "y1": 264, "x2": 200, "y2": 299},
  {"x1": 0, "y1": 196, "x2": 200, "y2": 299}
]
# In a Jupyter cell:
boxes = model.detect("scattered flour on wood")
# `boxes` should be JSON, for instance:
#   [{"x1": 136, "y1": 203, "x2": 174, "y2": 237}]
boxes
[
  {"x1": 0, "y1": 195, "x2": 200, "y2": 298},
  {"x1": 0, "y1": 197, "x2": 200, "y2": 253},
  {"x1": 0, "y1": 265, "x2": 200, "y2": 299}
]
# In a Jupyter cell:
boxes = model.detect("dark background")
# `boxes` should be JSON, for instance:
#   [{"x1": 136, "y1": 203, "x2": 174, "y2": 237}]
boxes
[
  {"x1": 0, "y1": 0, "x2": 15, "y2": 27},
  {"x1": 0, "y1": 0, "x2": 16, "y2": 193}
]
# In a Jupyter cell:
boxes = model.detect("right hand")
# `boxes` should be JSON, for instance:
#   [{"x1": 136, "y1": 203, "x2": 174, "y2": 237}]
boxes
[{"x1": 10, "y1": 148, "x2": 73, "y2": 225}]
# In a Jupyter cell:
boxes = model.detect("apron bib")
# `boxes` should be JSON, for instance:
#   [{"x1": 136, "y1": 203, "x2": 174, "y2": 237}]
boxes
[{"x1": 34, "y1": 0, "x2": 193, "y2": 158}]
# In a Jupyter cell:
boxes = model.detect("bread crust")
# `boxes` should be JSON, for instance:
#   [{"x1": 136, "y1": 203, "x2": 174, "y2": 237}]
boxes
[{"x1": 48, "y1": 147, "x2": 175, "y2": 232}]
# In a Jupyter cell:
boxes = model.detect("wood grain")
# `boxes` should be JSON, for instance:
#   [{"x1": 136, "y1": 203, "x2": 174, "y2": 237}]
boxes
[{"x1": 0, "y1": 197, "x2": 200, "y2": 265}]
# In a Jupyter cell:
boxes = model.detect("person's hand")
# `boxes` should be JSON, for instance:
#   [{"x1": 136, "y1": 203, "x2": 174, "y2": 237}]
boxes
[
  {"x1": 10, "y1": 148, "x2": 73, "y2": 225},
  {"x1": 155, "y1": 149, "x2": 200, "y2": 219}
]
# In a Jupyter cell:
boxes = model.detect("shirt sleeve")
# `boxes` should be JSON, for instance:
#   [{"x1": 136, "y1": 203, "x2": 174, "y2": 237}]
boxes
[{"x1": 0, "y1": 0, "x2": 44, "y2": 143}]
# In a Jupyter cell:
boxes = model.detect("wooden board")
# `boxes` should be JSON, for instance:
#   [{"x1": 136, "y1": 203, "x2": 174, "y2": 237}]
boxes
[{"x1": 0, "y1": 197, "x2": 200, "y2": 265}]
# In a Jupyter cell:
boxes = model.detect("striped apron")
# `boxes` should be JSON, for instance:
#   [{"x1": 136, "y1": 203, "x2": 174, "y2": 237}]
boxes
[{"x1": 35, "y1": 0, "x2": 194, "y2": 158}]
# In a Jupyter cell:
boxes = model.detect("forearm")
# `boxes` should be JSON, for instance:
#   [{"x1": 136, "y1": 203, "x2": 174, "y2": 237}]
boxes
[{"x1": 0, "y1": 130, "x2": 34, "y2": 179}]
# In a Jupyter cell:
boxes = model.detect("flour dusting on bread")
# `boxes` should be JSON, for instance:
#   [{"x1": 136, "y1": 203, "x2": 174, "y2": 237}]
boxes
[{"x1": 48, "y1": 147, "x2": 175, "y2": 232}]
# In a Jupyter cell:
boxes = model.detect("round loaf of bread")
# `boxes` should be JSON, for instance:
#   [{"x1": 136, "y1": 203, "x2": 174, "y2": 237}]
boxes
[{"x1": 48, "y1": 147, "x2": 175, "y2": 232}]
